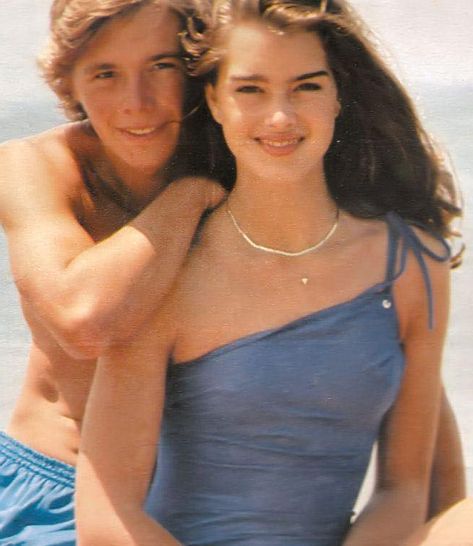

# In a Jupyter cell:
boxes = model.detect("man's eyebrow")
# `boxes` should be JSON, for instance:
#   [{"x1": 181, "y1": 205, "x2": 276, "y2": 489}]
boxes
[
  {"x1": 83, "y1": 63, "x2": 115, "y2": 75},
  {"x1": 149, "y1": 52, "x2": 183, "y2": 63},
  {"x1": 83, "y1": 52, "x2": 183, "y2": 74}
]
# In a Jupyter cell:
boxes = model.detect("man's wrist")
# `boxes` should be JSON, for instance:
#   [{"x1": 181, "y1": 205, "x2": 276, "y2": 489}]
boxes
[{"x1": 165, "y1": 177, "x2": 210, "y2": 212}]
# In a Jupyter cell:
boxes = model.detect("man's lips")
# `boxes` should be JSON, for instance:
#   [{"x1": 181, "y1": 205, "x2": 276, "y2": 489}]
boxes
[{"x1": 119, "y1": 126, "x2": 159, "y2": 137}]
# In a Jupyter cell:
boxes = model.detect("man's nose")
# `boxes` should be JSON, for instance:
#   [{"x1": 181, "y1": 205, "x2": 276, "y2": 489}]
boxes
[{"x1": 121, "y1": 74, "x2": 154, "y2": 114}]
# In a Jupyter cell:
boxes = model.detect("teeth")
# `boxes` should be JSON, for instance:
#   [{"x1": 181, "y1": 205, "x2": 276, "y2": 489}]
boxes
[
  {"x1": 261, "y1": 139, "x2": 299, "y2": 147},
  {"x1": 125, "y1": 127, "x2": 156, "y2": 136}
]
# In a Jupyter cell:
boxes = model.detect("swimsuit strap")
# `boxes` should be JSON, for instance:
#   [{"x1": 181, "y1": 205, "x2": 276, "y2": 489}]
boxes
[
  {"x1": 384, "y1": 211, "x2": 451, "y2": 329},
  {"x1": 384, "y1": 215, "x2": 402, "y2": 283}
]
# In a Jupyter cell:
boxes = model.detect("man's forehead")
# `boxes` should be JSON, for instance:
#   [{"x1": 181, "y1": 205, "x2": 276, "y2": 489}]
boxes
[{"x1": 75, "y1": 4, "x2": 181, "y2": 65}]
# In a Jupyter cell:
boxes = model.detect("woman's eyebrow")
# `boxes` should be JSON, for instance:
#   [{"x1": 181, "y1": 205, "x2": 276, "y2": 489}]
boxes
[
  {"x1": 228, "y1": 70, "x2": 330, "y2": 83},
  {"x1": 229, "y1": 74, "x2": 266, "y2": 82},
  {"x1": 293, "y1": 70, "x2": 330, "y2": 81}
]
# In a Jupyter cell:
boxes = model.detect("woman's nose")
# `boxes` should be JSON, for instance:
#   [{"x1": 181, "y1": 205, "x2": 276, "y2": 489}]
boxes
[{"x1": 265, "y1": 95, "x2": 296, "y2": 129}]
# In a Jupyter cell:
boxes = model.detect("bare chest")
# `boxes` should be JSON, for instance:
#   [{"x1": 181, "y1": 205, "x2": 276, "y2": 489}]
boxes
[
  {"x1": 173, "y1": 239, "x2": 387, "y2": 363},
  {"x1": 76, "y1": 187, "x2": 137, "y2": 242}
]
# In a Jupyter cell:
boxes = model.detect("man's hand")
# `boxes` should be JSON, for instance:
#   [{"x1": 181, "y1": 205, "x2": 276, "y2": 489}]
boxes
[{"x1": 173, "y1": 176, "x2": 227, "y2": 211}]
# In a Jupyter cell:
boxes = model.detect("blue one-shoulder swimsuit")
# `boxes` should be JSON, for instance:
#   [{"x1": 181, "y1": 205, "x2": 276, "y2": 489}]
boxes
[{"x1": 145, "y1": 213, "x2": 449, "y2": 546}]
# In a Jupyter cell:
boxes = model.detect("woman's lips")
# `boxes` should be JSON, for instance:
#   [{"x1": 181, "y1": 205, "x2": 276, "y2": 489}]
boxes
[{"x1": 256, "y1": 136, "x2": 303, "y2": 156}]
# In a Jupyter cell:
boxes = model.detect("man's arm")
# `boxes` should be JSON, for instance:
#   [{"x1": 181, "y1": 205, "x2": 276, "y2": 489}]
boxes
[{"x1": 0, "y1": 137, "x2": 222, "y2": 359}]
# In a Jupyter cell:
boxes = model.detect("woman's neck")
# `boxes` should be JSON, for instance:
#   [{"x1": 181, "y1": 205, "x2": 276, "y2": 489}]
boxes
[{"x1": 225, "y1": 172, "x2": 338, "y2": 253}]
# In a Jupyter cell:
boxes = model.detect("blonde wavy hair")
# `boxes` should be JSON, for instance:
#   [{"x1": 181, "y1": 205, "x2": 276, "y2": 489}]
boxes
[{"x1": 39, "y1": 0, "x2": 196, "y2": 120}]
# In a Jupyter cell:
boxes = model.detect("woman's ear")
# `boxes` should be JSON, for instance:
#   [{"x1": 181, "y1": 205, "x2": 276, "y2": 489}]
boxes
[
  {"x1": 205, "y1": 83, "x2": 222, "y2": 125},
  {"x1": 335, "y1": 97, "x2": 341, "y2": 118}
]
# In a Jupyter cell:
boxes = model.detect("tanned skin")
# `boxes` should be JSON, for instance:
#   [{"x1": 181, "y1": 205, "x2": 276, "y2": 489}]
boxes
[{"x1": 0, "y1": 4, "x2": 223, "y2": 467}]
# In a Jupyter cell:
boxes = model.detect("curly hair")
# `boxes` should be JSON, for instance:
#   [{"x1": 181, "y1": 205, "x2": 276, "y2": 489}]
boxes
[
  {"x1": 39, "y1": 0, "x2": 195, "y2": 120},
  {"x1": 183, "y1": 0, "x2": 462, "y2": 243}
]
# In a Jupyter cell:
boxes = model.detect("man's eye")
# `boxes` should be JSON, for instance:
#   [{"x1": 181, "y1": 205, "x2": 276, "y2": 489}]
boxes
[
  {"x1": 236, "y1": 85, "x2": 262, "y2": 94},
  {"x1": 95, "y1": 71, "x2": 115, "y2": 80},
  {"x1": 153, "y1": 61, "x2": 181, "y2": 71}
]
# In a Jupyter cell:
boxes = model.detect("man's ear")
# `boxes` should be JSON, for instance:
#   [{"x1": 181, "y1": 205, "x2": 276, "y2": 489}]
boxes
[
  {"x1": 205, "y1": 83, "x2": 222, "y2": 124},
  {"x1": 64, "y1": 79, "x2": 85, "y2": 117}
]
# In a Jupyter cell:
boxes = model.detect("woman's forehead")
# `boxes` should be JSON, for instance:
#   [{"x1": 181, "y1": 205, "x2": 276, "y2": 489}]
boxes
[{"x1": 218, "y1": 22, "x2": 329, "y2": 77}]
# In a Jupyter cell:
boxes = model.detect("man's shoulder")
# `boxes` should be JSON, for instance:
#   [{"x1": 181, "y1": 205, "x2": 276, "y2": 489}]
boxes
[
  {"x1": 0, "y1": 123, "x2": 92, "y2": 225},
  {"x1": 0, "y1": 122, "x2": 97, "y2": 198},
  {"x1": 0, "y1": 123, "x2": 79, "y2": 174}
]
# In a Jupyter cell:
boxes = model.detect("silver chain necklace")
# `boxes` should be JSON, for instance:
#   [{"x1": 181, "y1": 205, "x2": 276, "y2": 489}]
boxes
[{"x1": 226, "y1": 204, "x2": 339, "y2": 258}]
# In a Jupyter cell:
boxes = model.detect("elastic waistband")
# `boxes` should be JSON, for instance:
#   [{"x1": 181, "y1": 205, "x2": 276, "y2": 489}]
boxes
[{"x1": 0, "y1": 431, "x2": 75, "y2": 487}]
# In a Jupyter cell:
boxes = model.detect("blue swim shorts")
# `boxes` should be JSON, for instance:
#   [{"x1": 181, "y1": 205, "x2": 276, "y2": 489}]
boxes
[{"x1": 0, "y1": 432, "x2": 75, "y2": 545}]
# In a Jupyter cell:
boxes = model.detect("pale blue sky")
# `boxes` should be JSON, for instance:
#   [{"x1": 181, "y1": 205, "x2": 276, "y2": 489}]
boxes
[
  {"x1": 354, "y1": 0, "x2": 473, "y2": 87},
  {"x1": 0, "y1": 0, "x2": 472, "y2": 106}
]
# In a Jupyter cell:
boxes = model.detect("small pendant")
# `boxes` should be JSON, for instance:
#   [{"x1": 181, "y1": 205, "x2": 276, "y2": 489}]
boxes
[{"x1": 301, "y1": 277, "x2": 309, "y2": 285}]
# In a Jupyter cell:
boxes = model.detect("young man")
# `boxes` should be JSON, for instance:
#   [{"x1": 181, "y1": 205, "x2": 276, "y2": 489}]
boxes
[{"x1": 0, "y1": 0, "x2": 222, "y2": 543}]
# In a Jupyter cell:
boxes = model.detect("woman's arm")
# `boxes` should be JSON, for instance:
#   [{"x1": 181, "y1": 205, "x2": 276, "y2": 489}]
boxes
[
  {"x1": 343, "y1": 238, "x2": 451, "y2": 546},
  {"x1": 428, "y1": 389, "x2": 466, "y2": 517},
  {"x1": 76, "y1": 307, "x2": 182, "y2": 545},
  {"x1": 404, "y1": 497, "x2": 473, "y2": 546}
]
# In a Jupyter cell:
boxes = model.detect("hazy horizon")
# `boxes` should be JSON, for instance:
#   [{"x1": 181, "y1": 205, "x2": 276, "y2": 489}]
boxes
[{"x1": 0, "y1": 0, "x2": 472, "y2": 491}]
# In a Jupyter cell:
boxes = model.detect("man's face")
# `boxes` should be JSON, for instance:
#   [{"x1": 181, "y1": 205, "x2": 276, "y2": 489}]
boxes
[{"x1": 71, "y1": 4, "x2": 185, "y2": 181}]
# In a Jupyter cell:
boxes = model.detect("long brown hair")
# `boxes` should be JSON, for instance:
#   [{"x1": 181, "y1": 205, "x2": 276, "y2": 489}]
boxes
[{"x1": 184, "y1": 0, "x2": 462, "y2": 243}]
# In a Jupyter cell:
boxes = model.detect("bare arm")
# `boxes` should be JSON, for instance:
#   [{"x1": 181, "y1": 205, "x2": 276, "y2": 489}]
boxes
[
  {"x1": 76, "y1": 308, "x2": 181, "y2": 545},
  {"x1": 0, "y1": 137, "x2": 222, "y2": 359},
  {"x1": 428, "y1": 389, "x2": 466, "y2": 517},
  {"x1": 404, "y1": 498, "x2": 473, "y2": 546},
  {"x1": 343, "y1": 243, "x2": 450, "y2": 545}
]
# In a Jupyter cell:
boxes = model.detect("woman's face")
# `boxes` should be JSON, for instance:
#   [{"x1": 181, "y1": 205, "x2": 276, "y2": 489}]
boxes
[
  {"x1": 206, "y1": 22, "x2": 340, "y2": 184},
  {"x1": 70, "y1": 4, "x2": 185, "y2": 179}
]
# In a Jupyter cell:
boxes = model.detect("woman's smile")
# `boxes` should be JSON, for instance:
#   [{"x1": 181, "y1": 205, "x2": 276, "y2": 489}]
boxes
[
  {"x1": 255, "y1": 134, "x2": 304, "y2": 157},
  {"x1": 206, "y1": 21, "x2": 340, "y2": 183}
]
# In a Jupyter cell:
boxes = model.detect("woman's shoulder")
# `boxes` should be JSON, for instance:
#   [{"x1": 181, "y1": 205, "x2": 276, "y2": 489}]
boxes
[
  {"x1": 385, "y1": 213, "x2": 451, "y2": 339},
  {"x1": 385, "y1": 211, "x2": 451, "y2": 261},
  {"x1": 344, "y1": 211, "x2": 448, "y2": 256},
  {"x1": 337, "y1": 213, "x2": 389, "y2": 268}
]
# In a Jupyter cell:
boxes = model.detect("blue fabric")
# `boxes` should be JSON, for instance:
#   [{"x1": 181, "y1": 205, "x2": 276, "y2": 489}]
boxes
[
  {"x1": 0, "y1": 432, "x2": 75, "y2": 546},
  {"x1": 145, "y1": 213, "x2": 449, "y2": 546}
]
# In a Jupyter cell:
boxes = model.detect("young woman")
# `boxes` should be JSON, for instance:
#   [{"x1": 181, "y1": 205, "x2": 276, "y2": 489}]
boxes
[{"x1": 77, "y1": 1, "x2": 464, "y2": 544}]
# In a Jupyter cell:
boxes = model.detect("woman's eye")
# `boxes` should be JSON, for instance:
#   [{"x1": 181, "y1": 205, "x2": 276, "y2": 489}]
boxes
[
  {"x1": 236, "y1": 85, "x2": 263, "y2": 94},
  {"x1": 295, "y1": 82, "x2": 322, "y2": 92}
]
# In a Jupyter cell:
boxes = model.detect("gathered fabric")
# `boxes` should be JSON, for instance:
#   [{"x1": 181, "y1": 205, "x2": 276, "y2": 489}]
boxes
[{"x1": 0, "y1": 432, "x2": 75, "y2": 546}]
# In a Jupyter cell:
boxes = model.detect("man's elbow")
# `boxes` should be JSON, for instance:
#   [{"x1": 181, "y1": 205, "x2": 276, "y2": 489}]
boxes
[{"x1": 52, "y1": 304, "x2": 114, "y2": 360}]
